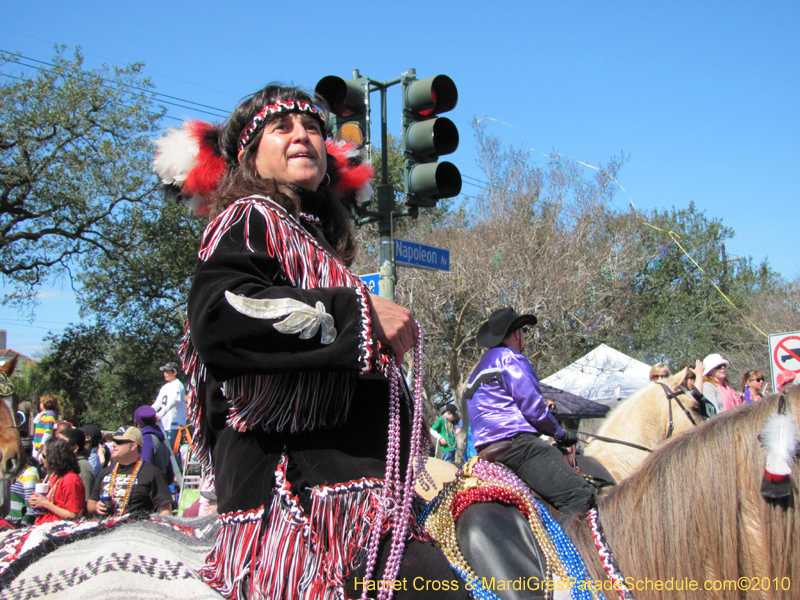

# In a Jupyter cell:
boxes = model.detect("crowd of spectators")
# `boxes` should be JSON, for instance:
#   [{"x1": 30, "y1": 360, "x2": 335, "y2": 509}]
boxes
[{"x1": 4, "y1": 360, "x2": 209, "y2": 531}]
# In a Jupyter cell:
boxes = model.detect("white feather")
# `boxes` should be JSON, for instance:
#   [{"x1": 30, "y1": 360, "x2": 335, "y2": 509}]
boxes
[
  {"x1": 151, "y1": 126, "x2": 199, "y2": 185},
  {"x1": 356, "y1": 182, "x2": 374, "y2": 206},
  {"x1": 761, "y1": 412, "x2": 800, "y2": 477}
]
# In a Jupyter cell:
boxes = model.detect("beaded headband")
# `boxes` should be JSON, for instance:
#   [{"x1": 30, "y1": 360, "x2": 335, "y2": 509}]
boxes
[{"x1": 238, "y1": 99, "x2": 326, "y2": 153}]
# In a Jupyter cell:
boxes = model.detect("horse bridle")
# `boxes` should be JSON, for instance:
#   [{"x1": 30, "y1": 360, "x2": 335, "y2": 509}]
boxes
[
  {"x1": 1, "y1": 395, "x2": 25, "y2": 430},
  {"x1": 571, "y1": 382, "x2": 701, "y2": 453},
  {"x1": 656, "y1": 381, "x2": 699, "y2": 438}
]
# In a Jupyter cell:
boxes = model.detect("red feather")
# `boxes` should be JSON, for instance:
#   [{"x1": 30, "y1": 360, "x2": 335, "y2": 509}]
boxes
[
  {"x1": 326, "y1": 140, "x2": 374, "y2": 195},
  {"x1": 764, "y1": 471, "x2": 788, "y2": 483},
  {"x1": 182, "y1": 121, "x2": 226, "y2": 199}
]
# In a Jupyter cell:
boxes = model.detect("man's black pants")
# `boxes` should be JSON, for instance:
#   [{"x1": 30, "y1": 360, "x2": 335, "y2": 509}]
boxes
[{"x1": 497, "y1": 433, "x2": 594, "y2": 523}]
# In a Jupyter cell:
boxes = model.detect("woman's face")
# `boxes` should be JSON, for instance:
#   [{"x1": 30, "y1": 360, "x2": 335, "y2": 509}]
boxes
[
  {"x1": 711, "y1": 365, "x2": 727, "y2": 384},
  {"x1": 251, "y1": 113, "x2": 327, "y2": 191},
  {"x1": 748, "y1": 374, "x2": 764, "y2": 393}
]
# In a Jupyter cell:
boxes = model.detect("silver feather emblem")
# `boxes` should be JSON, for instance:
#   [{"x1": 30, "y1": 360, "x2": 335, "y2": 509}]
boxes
[{"x1": 225, "y1": 291, "x2": 337, "y2": 344}]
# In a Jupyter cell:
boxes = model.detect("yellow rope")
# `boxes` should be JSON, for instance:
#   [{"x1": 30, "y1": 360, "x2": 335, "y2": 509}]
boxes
[{"x1": 476, "y1": 117, "x2": 770, "y2": 338}]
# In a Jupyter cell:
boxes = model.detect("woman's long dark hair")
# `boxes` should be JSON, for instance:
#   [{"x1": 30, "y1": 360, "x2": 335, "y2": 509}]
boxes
[
  {"x1": 210, "y1": 84, "x2": 357, "y2": 265},
  {"x1": 43, "y1": 437, "x2": 80, "y2": 477}
]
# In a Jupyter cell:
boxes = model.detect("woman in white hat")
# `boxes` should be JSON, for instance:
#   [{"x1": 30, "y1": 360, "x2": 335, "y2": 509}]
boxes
[{"x1": 701, "y1": 353, "x2": 742, "y2": 413}]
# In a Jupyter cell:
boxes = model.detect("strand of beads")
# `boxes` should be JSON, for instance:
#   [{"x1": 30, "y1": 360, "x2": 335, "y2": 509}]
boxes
[
  {"x1": 420, "y1": 472, "x2": 487, "y2": 588},
  {"x1": 377, "y1": 326, "x2": 426, "y2": 600},
  {"x1": 470, "y1": 460, "x2": 607, "y2": 600},
  {"x1": 411, "y1": 336, "x2": 435, "y2": 495},
  {"x1": 536, "y1": 498, "x2": 606, "y2": 600},
  {"x1": 359, "y1": 360, "x2": 400, "y2": 600},
  {"x1": 361, "y1": 328, "x2": 428, "y2": 600},
  {"x1": 469, "y1": 461, "x2": 562, "y2": 581},
  {"x1": 588, "y1": 508, "x2": 635, "y2": 600}
]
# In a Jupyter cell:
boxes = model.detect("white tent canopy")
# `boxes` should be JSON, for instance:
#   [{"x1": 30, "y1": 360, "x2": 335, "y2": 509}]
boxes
[{"x1": 541, "y1": 344, "x2": 651, "y2": 403}]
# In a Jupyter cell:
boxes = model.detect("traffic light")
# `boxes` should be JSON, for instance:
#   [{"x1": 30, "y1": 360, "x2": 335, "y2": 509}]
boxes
[
  {"x1": 401, "y1": 71, "x2": 462, "y2": 207},
  {"x1": 315, "y1": 73, "x2": 370, "y2": 146}
]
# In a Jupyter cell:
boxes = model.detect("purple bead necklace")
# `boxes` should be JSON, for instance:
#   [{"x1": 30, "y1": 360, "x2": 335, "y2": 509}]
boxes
[{"x1": 361, "y1": 324, "x2": 427, "y2": 600}]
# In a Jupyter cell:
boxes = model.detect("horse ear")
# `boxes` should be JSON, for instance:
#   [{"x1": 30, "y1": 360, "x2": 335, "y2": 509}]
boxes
[{"x1": 668, "y1": 368, "x2": 688, "y2": 389}]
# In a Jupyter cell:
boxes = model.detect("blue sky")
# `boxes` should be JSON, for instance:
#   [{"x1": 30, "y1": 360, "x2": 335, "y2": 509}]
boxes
[{"x1": 1, "y1": 1, "x2": 798, "y2": 357}]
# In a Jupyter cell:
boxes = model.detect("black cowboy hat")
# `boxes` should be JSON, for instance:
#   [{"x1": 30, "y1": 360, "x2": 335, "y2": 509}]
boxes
[{"x1": 476, "y1": 307, "x2": 538, "y2": 349}]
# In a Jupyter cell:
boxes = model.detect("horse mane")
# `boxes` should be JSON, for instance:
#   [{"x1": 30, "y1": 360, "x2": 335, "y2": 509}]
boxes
[{"x1": 568, "y1": 386, "x2": 800, "y2": 599}]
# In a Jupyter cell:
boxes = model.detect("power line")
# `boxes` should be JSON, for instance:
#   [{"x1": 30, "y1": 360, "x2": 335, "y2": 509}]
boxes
[
  {"x1": 0, "y1": 321, "x2": 65, "y2": 332},
  {"x1": 2, "y1": 51, "x2": 230, "y2": 115},
  {"x1": 3, "y1": 50, "x2": 495, "y2": 189},
  {"x1": 1, "y1": 51, "x2": 228, "y2": 121}
]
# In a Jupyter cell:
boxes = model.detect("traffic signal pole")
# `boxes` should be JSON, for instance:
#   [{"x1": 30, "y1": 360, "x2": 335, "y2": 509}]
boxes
[
  {"x1": 356, "y1": 75, "x2": 413, "y2": 301},
  {"x1": 316, "y1": 70, "x2": 460, "y2": 301},
  {"x1": 376, "y1": 79, "x2": 397, "y2": 301}
]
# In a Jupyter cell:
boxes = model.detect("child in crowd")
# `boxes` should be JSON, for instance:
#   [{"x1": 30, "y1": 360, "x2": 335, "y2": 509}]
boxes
[
  {"x1": 32, "y1": 394, "x2": 60, "y2": 462},
  {"x1": 7, "y1": 438, "x2": 42, "y2": 528}
]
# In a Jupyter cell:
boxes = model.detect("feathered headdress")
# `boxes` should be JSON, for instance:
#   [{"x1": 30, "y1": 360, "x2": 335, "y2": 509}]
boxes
[
  {"x1": 325, "y1": 138, "x2": 374, "y2": 208},
  {"x1": 759, "y1": 393, "x2": 800, "y2": 499},
  {"x1": 152, "y1": 120, "x2": 227, "y2": 216},
  {"x1": 152, "y1": 119, "x2": 374, "y2": 216}
]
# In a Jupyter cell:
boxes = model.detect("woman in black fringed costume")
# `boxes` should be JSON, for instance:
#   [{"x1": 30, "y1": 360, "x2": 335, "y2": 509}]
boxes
[{"x1": 153, "y1": 85, "x2": 466, "y2": 600}]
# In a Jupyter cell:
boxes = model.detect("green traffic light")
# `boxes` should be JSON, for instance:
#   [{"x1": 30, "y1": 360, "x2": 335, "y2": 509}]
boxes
[{"x1": 405, "y1": 117, "x2": 459, "y2": 160}]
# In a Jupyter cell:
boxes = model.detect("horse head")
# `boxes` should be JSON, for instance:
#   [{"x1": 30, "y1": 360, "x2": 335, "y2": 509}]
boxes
[
  {"x1": 656, "y1": 367, "x2": 705, "y2": 438},
  {"x1": 584, "y1": 368, "x2": 705, "y2": 482},
  {"x1": 0, "y1": 356, "x2": 27, "y2": 480}
]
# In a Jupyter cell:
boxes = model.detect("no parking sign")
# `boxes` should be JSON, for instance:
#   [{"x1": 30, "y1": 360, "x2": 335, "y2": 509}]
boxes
[{"x1": 768, "y1": 331, "x2": 800, "y2": 392}]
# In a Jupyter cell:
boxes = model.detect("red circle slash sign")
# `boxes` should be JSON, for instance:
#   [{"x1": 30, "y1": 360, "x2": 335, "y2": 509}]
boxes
[{"x1": 774, "y1": 335, "x2": 800, "y2": 373}]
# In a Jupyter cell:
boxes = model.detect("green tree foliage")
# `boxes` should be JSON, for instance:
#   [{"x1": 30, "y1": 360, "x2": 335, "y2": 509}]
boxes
[
  {"x1": 39, "y1": 322, "x2": 180, "y2": 429},
  {"x1": 0, "y1": 48, "x2": 164, "y2": 307},
  {"x1": 612, "y1": 204, "x2": 781, "y2": 386},
  {"x1": 1, "y1": 48, "x2": 200, "y2": 427}
]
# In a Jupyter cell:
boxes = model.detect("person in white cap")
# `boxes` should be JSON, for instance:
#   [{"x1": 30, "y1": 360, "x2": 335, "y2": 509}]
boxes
[
  {"x1": 702, "y1": 353, "x2": 742, "y2": 413},
  {"x1": 151, "y1": 361, "x2": 186, "y2": 451}
]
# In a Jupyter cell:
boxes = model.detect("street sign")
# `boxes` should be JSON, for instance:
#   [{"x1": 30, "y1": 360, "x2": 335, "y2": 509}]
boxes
[
  {"x1": 359, "y1": 272, "x2": 380, "y2": 294},
  {"x1": 768, "y1": 331, "x2": 800, "y2": 392},
  {"x1": 394, "y1": 238, "x2": 450, "y2": 272}
]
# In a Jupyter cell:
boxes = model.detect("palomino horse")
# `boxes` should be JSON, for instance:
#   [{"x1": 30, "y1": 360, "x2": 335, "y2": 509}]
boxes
[
  {"x1": 583, "y1": 368, "x2": 702, "y2": 482},
  {"x1": 432, "y1": 387, "x2": 800, "y2": 600}
]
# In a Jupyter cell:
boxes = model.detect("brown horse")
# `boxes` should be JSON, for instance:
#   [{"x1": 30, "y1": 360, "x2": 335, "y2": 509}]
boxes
[
  {"x1": 0, "y1": 355, "x2": 25, "y2": 480},
  {"x1": 565, "y1": 386, "x2": 800, "y2": 599},
  {"x1": 583, "y1": 368, "x2": 702, "y2": 482}
]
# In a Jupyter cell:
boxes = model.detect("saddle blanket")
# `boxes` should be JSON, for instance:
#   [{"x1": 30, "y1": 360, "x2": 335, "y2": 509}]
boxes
[{"x1": 0, "y1": 514, "x2": 222, "y2": 599}]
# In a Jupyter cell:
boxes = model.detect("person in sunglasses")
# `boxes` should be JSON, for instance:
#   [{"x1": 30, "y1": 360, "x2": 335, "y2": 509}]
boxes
[
  {"x1": 702, "y1": 353, "x2": 743, "y2": 413},
  {"x1": 740, "y1": 370, "x2": 767, "y2": 402},
  {"x1": 87, "y1": 427, "x2": 173, "y2": 517},
  {"x1": 465, "y1": 307, "x2": 592, "y2": 524}
]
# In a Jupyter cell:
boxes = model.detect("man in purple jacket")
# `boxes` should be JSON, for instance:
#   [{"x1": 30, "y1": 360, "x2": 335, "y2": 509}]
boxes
[{"x1": 465, "y1": 307, "x2": 593, "y2": 522}]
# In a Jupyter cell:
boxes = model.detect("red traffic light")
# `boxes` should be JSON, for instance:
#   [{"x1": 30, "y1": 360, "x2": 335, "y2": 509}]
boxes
[{"x1": 404, "y1": 75, "x2": 458, "y2": 117}]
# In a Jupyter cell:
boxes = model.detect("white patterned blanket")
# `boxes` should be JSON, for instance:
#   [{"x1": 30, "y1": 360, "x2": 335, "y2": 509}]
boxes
[{"x1": 0, "y1": 514, "x2": 222, "y2": 599}]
